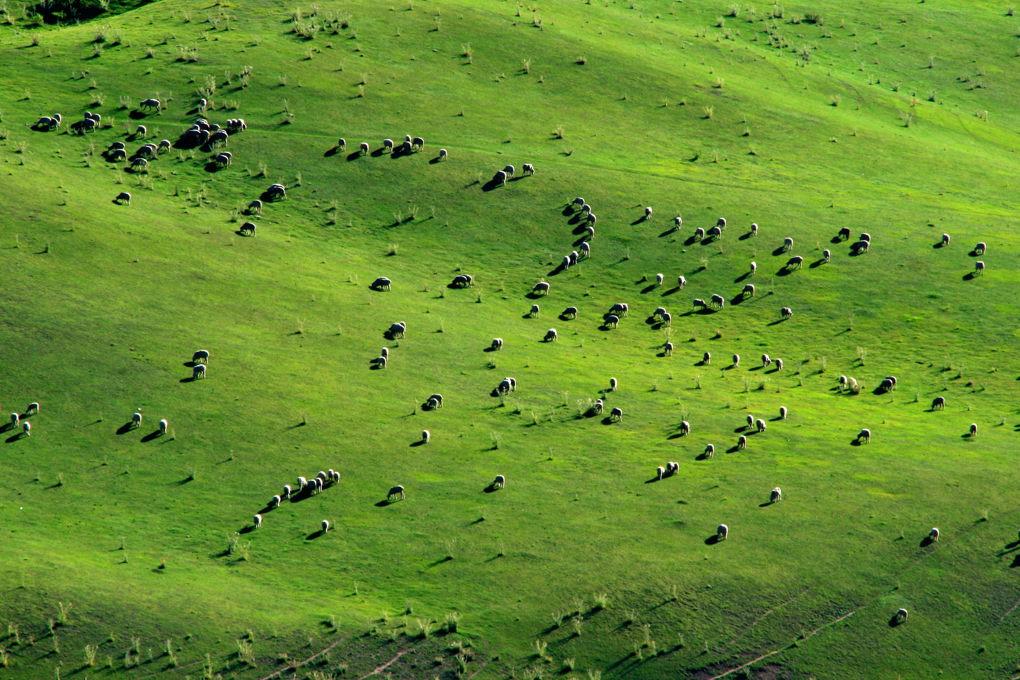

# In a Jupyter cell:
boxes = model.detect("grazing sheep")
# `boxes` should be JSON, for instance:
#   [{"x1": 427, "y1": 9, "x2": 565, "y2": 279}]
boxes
[
  {"x1": 371, "y1": 356, "x2": 387, "y2": 369},
  {"x1": 779, "y1": 406, "x2": 788, "y2": 420},
  {"x1": 838, "y1": 375, "x2": 848, "y2": 389},
  {"x1": 572, "y1": 197, "x2": 586, "y2": 207},
  {"x1": 786, "y1": 255, "x2": 804, "y2": 269},
  {"x1": 494, "y1": 170, "x2": 508, "y2": 186},
  {"x1": 561, "y1": 255, "x2": 571, "y2": 269},
  {"x1": 269, "y1": 495, "x2": 281, "y2": 509},
  {"x1": 158, "y1": 139, "x2": 172, "y2": 152},
  {"x1": 927, "y1": 527, "x2": 941, "y2": 542},
  {"x1": 878, "y1": 378, "x2": 895, "y2": 393},
  {"x1": 130, "y1": 157, "x2": 149, "y2": 171},
  {"x1": 387, "y1": 485, "x2": 406, "y2": 501},
  {"x1": 587, "y1": 213, "x2": 598, "y2": 225},
  {"x1": 694, "y1": 227, "x2": 705, "y2": 240},
  {"x1": 192, "y1": 349, "x2": 210, "y2": 363},
  {"x1": 214, "y1": 151, "x2": 232, "y2": 167},
  {"x1": 529, "y1": 303, "x2": 541, "y2": 317},
  {"x1": 822, "y1": 249, "x2": 831, "y2": 263},
  {"x1": 856, "y1": 428, "x2": 871, "y2": 444},
  {"x1": 716, "y1": 217, "x2": 727, "y2": 229},
  {"x1": 569, "y1": 250, "x2": 579, "y2": 265},
  {"x1": 523, "y1": 163, "x2": 535, "y2": 175},
  {"x1": 770, "y1": 487, "x2": 782, "y2": 503},
  {"x1": 751, "y1": 222, "x2": 759, "y2": 236},
  {"x1": 737, "y1": 435, "x2": 747, "y2": 449},
  {"x1": 492, "y1": 474, "x2": 506, "y2": 489},
  {"x1": 580, "y1": 203, "x2": 592, "y2": 215},
  {"x1": 371, "y1": 276, "x2": 392, "y2": 291},
  {"x1": 885, "y1": 375, "x2": 898, "y2": 389},
  {"x1": 653, "y1": 306, "x2": 667, "y2": 320},
  {"x1": 427, "y1": 393, "x2": 445, "y2": 408},
  {"x1": 491, "y1": 337, "x2": 504, "y2": 350},
  {"x1": 704, "y1": 443, "x2": 715, "y2": 458},
  {"x1": 377, "y1": 346, "x2": 387, "y2": 357},
  {"x1": 609, "y1": 407, "x2": 623, "y2": 422},
  {"x1": 657, "y1": 465, "x2": 666, "y2": 481},
  {"x1": 383, "y1": 138, "x2": 394, "y2": 152},
  {"x1": 667, "y1": 461, "x2": 679, "y2": 475},
  {"x1": 774, "y1": 358, "x2": 784, "y2": 371},
  {"x1": 22, "y1": 421, "x2": 30, "y2": 436},
  {"x1": 336, "y1": 138, "x2": 347, "y2": 151},
  {"x1": 609, "y1": 377, "x2": 618, "y2": 391},
  {"x1": 583, "y1": 225, "x2": 596, "y2": 240},
  {"x1": 544, "y1": 328, "x2": 559, "y2": 343},
  {"x1": 609, "y1": 302, "x2": 629, "y2": 317},
  {"x1": 412, "y1": 136, "x2": 425, "y2": 151},
  {"x1": 702, "y1": 351, "x2": 711, "y2": 365},
  {"x1": 603, "y1": 314, "x2": 620, "y2": 328},
  {"x1": 941, "y1": 233, "x2": 950, "y2": 246},
  {"x1": 847, "y1": 377, "x2": 859, "y2": 392},
  {"x1": 115, "y1": 191, "x2": 132, "y2": 204},
  {"x1": 158, "y1": 418, "x2": 168, "y2": 434},
  {"x1": 321, "y1": 519, "x2": 331, "y2": 532},
  {"x1": 253, "y1": 514, "x2": 262, "y2": 529},
  {"x1": 710, "y1": 294, "x2": 725, "y2": 309},
  {"x1": 108, "y1": 148, "x2": 127, "y2": 161},
  {"x1": 359, "y1": 141, "x2": 370, "y2": 154},
  {"x1": 742, "y1": 283, "x2": 756, "y2": 297},
  {"x1": 592, "y1": 398, "x2": 604, "y2": 414},
  {"x1": 755, "y1": 418, "x2": 767, "y2": 433},
  {"x1": 974, "y1": 260, "x2": 985, "y2": 274},
  {"x1": 969, "y1": 423, "x2": 978, "y2": 436},
  {"x1": 644, "y1": 206, "x2": 653, "y2": 218},
  {"x1": 532, "y1": 280, "x2": 551, "y2": 295},
  {"x1": 655, "y1": 273, "x2": 664, "y2": 286},
  {"x1": 895, "y1": 608, "x2": 908, "y2": 624},
  {"x1": 451, "y1": 274, "x2": 474, "y2": 288},
  {"x1": 422, "y1": 429, "x2": 431, "y2": 444},
  {"x1": 239, "y1": 222, "x2": 256, "y2": 236},
  {"x1": 580, "y1": 241, "x2": 591, "y2": 257},
  {"x1": 660, "y1": 312, "x2": 672, "y2": 326},
  {"x1": 750, "y1": 261, "x2": 758, "y2": 276},
  {"x1": 297, "y1": 476, "x2": 308, "y2": 491},
  {"x1": 10, "y1": 413, "x2": 19, "y2": 428},
  {"x1": 438, "y1": 148, "x2": 448, "y2": 160},
  {"x1": 139, "y1": 98, "x2": 161, "y2": 111},
  {"x1": 561, "y1": 306, "x2": 578, "y2": 319},
  {"x1": 931, "y1": 396, "x2": 946, "y2": 410},
  {"x1": 266, "y1": 184, "x2": 287, "y2": 200},
  {"x1": 246, "y1": 199, "x2": 263, "y2": 215},
  {"x1": 673, "y1": 216, "x2": 683, "y2": 228},
  {"x1": 677, "y1": 274, "x2": 686, "y2": 289},
  {"x1": 193, "y1": 363, "x2": 207, "y2": 379},
  {"x1": 679, "y1": 420, "x2": 690, "y2": 435},
  {"x1": 732, "y1": 353, "x2": 740, "y2": 367},
  {"x1": 782, "y1": 237, "x2": 793, "y2": 252},
  {"x1": 859, "y1": 233, "x2": 871, "y2": 242},
  {"x1": 781, "y1": 306, "x2": 793, "y2": 320},
  {"x1": 131, "y1": 411, "x2": 142, "y2": 428},
  {"x1": 282, "y1": 484, "x2": 292, "y2": 499},
  {"x1": 837, "y1": 227, "x2": 851, "y2": 240},
  {"x1": 716, "y1": 524, "x2": 729, "y2": 540},
  {"x1": 496, "y1": 378, "x2": 514, "y2": 395},
  {"x1": 851, "y1": 239, "x2": 870, "y2": 254},
  {"x1": 974, "y1": 242, "x2": 986, "y2": 255},
  {"x1": 762, "y1": 353, "x2": 771, "y2": 367},
  {"x1": 746, "y1": 414, "x2": 755, "y2": 428},
  {"x1": 693, "y1": 298, "x2": 707, "y2": 310},
  {"x1": 663, "y1": 342, "x2": 674, "y2": 356},
  {"x1": 26, "y1": 402, "x2": 40, "y2": 415},
  {"x1": 707, "y1": 225, "x2": 722, "y2": 238}
]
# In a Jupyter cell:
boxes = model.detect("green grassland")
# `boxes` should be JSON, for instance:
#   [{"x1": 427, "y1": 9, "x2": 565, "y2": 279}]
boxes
[{"x1": 0, "y1": 0, "x2": 1018, "y2": 678}]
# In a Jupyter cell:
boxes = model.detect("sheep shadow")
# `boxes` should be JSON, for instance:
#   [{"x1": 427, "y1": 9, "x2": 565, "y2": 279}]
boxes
[
  {"x1": 203, "y1": 161, "x2": 223, "y2": 173},
  {"x1": 771, "y1": 246, "x2": 787, "y2": 256},
  {"x1": 558, "y1": 313, "x2": 576, "y2": 322},
  {"x1": 809, "y1": 259, "x2": 826, "y2": 269},
  {"x1": 374, "y1": 498, "x2": 399, "y2": 507},
  {"x1": 734, "y1": 271, "x2": 752, "y2": 283},
  {"x1": 409, "y1": 440, "x2": 426, "y2": 447},
  {"x1": 659, "y1": 226, "x2": 680, "y2": 238},
  {"x1": 482, "y1": 484, "x2": 502, "y2": 493},
  {"x1": 390, "y1": 145, "x2": 413, "y2": 159},
  {"x1": 572, "y1": 236, "x2": 591, "y2": 248},
  {"x1": 968, "y1": 249, "x2": 983, "y2": 257},
  {"x1": 5, "y1": 432, "x2": 27, "y2": 443},
  {"x1": 640, "y1": 284, "x2": 657, "y2": 294},
  {"x1": 547, "y1": 263, "x2": 567, "y2": 277},
  {"x1": 1011, "y1": 554, "x2": 1020, "y2": 568},
  {"x1": 873, "y1": 385, "x2": 892, "y2": 395},
  {"x1": 525, "y1": 291, "x2": 547, "y2": 300},
  {"x1": 370, "y1": 148, "x2": 389, "y2": 158},
  {"x1": 695, "y1": 452, "x2": 712, "y2": 461},
  {"x1": 481, "y1": 178, "x2": 503, "y2": 192},
  {"x1": 305, "y1": 529, "x2": 326, "y2": 540},
  {"x1": 483, "y1": 345, "x2": 499, "y2": 352},
  {"x1": 730, "y1": 295, "x2": 748, "y2": 306},
  {"x1": 179, "y1": 376, "x2": 197, "y2": 383},
  {"x1": 776, "y1": 267, "x2": 794, "y2": 277},
  {"x1": 683, "y1": 235, "x2": 700, "y2": 246},
  {"x1": 570, "y1": 223, "x2": 590, "y2": 235},
  {"x1": 173, "y1": 134, "x2": 202, "y2": 150},
  {"x1": 739, "y1": 231, "x2": 754, "y2": 241},
  {"x1": 932, "y1": 241, "x2": 948, "y2": 249},
  {"x1": 598, "y1": 324, "x2": 617, "y2": 332},
  {"x1": 758, "y1": 501, "x2": 774, "y2": 508},
  {"x1": 850, "y1": 438, "x2": 863, "y2": 446},
  {"x1": 644, "y1": 476, "x2": 662, "y2": 484},
  {"x1": 561, "y1": 205, "x2": 576, "y2": 216},
  {"x1": 704, "y1": 534, "x2": 722, "y2": 545},
  {"x1": 140, "y1": 430, "x2": 164, "y2": 443},
  {"x1": 661, "y1": 286, "x2": 682, "y2": 297},
  {"x1": 369, "y1": 362, "x2": 385, "y2": 370},
  {"x1": 127, "y1": 110, "x2": 148, "y2": 120},
  {"x1": 919, "y1": 536, "x2": 935, "y2": 548},
  {"x1": 962, "y1": 272, "x2": 977, "y2": 281},
  {"x1": 630, "y1": 216, "x2": 649, "y2": 226},
  {"x1": 116, "y1": 422, "x2": 136, "y2": 435},
  {"x1": 766, "y1": 318, "x2": 787, "y2": 327},
  {"x1": 346, "y1": 151, "x2": 364, "y2": 161},
  {"x1": 600, "y1": 417, "x2": 614, "y2": 425},
  {"x1": 666, "y1": 432, "x2": 687, "y2": 440},
  {"x1": 848, "y1": 247, "x2": 867, "y2": 257},
  {"x1": 238, "y1": 524, "x2": 256, "y2": 535},
  {"x1": 323, "y1": 146, "x2": 341, "y2": 157},
  {"x1": 888, "y1": 615, "x2": 905, "y2": 628}
]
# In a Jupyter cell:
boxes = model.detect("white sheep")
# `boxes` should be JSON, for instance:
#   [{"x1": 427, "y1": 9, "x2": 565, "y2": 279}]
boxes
[
  {"x1": 679, "y1": 420, "x2": 690, "y2": 436},
  {"x1": 253, "y1": 514, "x2": 262, "y2": 529},
  {"x1": 544, "y1": 328, "x2": 558, "y2": 342},
  {"x1": 158, "y1": 418, "x2": 168, "y2": 434},
  {"x1": 321, "y1": 519, "x2": 331, "y2": 532},
  {"x1": 10, "y1": 413, "x2": 19, "y2": 428},
  {"x1": 656, "y1": 466, "x2": 666, "y2": 481},
  {"x1": 644, "y1": 206, "x2": 653, "y2": 218},
  {"x1": 857, "y1": 428, "x2": 871, "y2": 444},
  {"x1": 704, "y1": 443, "x2": 715, "y2": 458},
  {"x1": 770, "y1": 487, "x2": 782, "y2": 503},
  {"x1": 716, "y1": 524, "x2": 729, "y2": 540},
  {"x1": 608, "y1": 377, "x2": 618, "y2": 392},
  {"x1": 22, "y1": 421, "x2": 31, "y2": 436},
  {"x1": 609, "y1": 407, "x2": 623, "y2": 422},
  {"x1": 193, "y1": 363, "x2": 207, "y2": 379},
  {"x1": 929, "y1": 527, "x2": 940, "y2": 542},
  {"x1": 779, "y1": 406, "x2": 788, "y2": 420},
  {"x1": 732, "y1": 353, "x2": 740, "y2": 367},
  {"x1": 737, "y1": 435, "x2": 747, "y2": 449},
  {"x1": 750, "y1": 222, "x2": 759, "y2": 236},
  {"x1": 131, "y1": 411, "x2": 142, "y2": 428},
  {"x1": 755, "y1": 418, "x2": 767, "y2": 433},
  {"x1": 677, "y1": 274, "x2": 686, "y2": 289},
  {"x1": 438, "y1": 148, "x2": 448, "y2": 160},
  {"x1": 492, "y1": 474, "x2": 506, "y2": 489},
  {"x1": 422, "y1": 429, "x2": 431, "y2": 443},
  {"x1": 26, "y1": 402, "x2": 40, "y2": 415},
  {"x1": 269, "y1": 495, "x2": 281, "y2": 508},
  {"x1": 655, "y1": 273, "x2": 664, "y2": 286}
]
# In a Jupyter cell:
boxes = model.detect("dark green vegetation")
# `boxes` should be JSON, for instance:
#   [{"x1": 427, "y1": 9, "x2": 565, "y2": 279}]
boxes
[{"x1": 0, "y1": 0, "x2": 1018, "y2": 678}]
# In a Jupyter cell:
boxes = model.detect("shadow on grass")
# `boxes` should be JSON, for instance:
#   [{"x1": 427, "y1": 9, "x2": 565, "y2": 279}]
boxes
[
  {"x1": 116, "y1": 422, "x2": 136, "y2": 435},
  {"x1": 140, "y1": 430, "x2": 164, "y2": 442},
  {"x1": 704, "y1": 534, "x2": 722, "y2": 545},
  {"x1": 306, "y1": 529, "x2": 327, "y2": 540}
]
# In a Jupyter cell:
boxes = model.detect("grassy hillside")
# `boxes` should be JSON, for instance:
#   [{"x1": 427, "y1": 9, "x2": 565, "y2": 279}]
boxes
[{"x1": 0, "y1": 1, "x2": 1018, "y2": 678}]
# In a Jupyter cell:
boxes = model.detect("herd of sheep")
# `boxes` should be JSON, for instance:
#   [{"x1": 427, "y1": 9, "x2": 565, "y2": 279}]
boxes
[{"x1": 21, "y1": 93, "x2": 1003, "y2": 628}]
